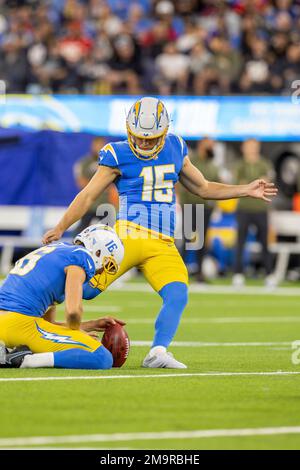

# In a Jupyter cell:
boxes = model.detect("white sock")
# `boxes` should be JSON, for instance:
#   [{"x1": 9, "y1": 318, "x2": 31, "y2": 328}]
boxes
[
  {"x1": 20, "y1": 353, "x2": 54, "y2": 368},
  {"x1": 150, "y1": 346, "x2": 166, "y2": 356}
]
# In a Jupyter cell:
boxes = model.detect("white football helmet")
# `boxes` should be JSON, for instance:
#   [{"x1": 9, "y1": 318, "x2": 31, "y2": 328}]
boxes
[
  {"x1": 126, "y1": 96, "x2": 170, "y2": 160},
  {"x1": 74, "y1": 224, "x2": 124, "y2": 274}
]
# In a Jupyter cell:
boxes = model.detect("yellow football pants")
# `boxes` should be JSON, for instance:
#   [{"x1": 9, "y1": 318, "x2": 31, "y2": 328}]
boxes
[
  {"x1": 0, "y1": 222, "x2": 188, "y2": 352},
  {"x1": 90, "y1": 220, "x2": 189, "y2": 292},
  {"x1": 0, "y1": 312, "x2": 101, "y2": 353}
]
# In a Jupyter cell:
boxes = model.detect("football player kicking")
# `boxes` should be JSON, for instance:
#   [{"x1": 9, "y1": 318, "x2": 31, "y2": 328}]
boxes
[
  {"x1": 43, "y1": 97, "x2": 278, "y2": 369},
  {"x1": 0, "y1": 224, "x2": 124, "y2": 369}
]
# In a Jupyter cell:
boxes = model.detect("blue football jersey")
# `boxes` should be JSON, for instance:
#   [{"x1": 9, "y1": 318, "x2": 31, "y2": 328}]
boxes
[
  {"x1": 0, "y1": 243, "x2": 96, "y2": 317},
  {"x1": 99, "y1": 133, "x2": 188, "y2": 237}
]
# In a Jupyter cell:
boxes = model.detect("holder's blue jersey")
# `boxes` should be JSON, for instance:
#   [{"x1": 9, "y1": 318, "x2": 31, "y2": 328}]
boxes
[
  {"x1": 99, "y1": 133, "x2": 188, "y2": 237},
  {"x1": 0, "y1": 243, "x2": 96, "y2": 317}
]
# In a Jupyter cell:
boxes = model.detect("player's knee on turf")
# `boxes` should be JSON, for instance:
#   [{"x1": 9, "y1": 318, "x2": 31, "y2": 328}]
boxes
[
  {"x1": 53, "y1": 345, "x2": 113, "y2": 370},
  {"x1": 95, "y1": 345, "x2": 113, "y2": 370}
]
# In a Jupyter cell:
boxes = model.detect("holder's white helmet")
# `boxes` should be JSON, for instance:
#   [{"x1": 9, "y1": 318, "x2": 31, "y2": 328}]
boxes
[
  {"x1": 74, "y1": 224, "x2": 124, "y2": 274},
  {"x1": 126, "y1": 97, "x2": 170, "y2": 160}
]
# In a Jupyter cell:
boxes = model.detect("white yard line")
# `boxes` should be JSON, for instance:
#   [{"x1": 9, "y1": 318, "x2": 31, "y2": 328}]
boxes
[
  {"x1": 0, "y1": 370, "x2": 300, "y2": 383},
  {"x1": 128, "y1": 317, "x2": 300, "y2": 324},
  {"x1": 1, "y1": 281, "x2": 300, "y2": 296},
  {"x1": 131, "y1": 341, "x2": 292, "y2": 347},
  {"x1": 1, "y1": 426, "x2": 300, "y2": 447},
  {"x1": 205, "y1": 316, "x2": 300, "y2": 323},
  {"x1": 110, "y1": 283, "x2": 300, "y2": 296},
  {"x1": 58, "y1": 306, "x2": 121, "y2": 313},
  {"x1": 129, "y1": 300, "x2": 300, "y2": 309},
  {"x1": 59, "y1": 313, "x2": 300, "y2": 323},
  {"x1": 3, "y1": 446, "x2": 133, "y2": 450}
]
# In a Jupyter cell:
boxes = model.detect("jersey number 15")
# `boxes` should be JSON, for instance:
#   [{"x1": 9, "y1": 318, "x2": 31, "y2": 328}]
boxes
[{"x1": 140, "y1": 164, "x2": 175, "y2": 203}]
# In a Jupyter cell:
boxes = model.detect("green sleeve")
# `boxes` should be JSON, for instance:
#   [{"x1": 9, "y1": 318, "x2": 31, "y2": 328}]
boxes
[
  {"x1": 74, "y1": 157, "x2": 88, "y2": 179},
  {"x1": 212, "y1": 165, "x2": 220, "y2": 182},
  {"x1": 233, "y1": 162, "x2": 242, "y2": 184},
  {"x1": 262, "y1": 159, "x2": 275, "y2": 181},
  {"x1": 80, "y1": 160, "x2": 92, "y2": 180}
]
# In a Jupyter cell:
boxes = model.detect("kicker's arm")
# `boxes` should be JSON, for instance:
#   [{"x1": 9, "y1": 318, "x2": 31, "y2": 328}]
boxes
[
  {"x1": 179, "y1": 157, "x2": 277, "y2": 201},
  {"x1": 43, "y1": 165, "x2": 120, "y2": 244}
]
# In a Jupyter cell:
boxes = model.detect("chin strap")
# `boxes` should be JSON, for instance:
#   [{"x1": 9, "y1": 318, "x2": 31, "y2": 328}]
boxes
[
  {"x1": 89, "y1": 256, "x2": 118, "y2": 291},
  {"x1": 103, "y1": 256, "x2": 118, "y2": 275}
]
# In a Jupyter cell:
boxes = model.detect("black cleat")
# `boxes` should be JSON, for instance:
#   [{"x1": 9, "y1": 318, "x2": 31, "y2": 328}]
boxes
[
  {"x1": 0, "y1": 345, "x2": 33, "y2": 368},
  {"x1": 0, "y1": 343, "x2": 8, "y2": 364}
]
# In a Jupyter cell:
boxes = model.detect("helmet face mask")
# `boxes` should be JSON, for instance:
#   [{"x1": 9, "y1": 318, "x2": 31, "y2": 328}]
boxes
[
  {"x1": 126, "y1": 97, "x2": 170, "y2": 160},
  {"x1": 102, "y1": 255, "x2": 118, "y2": 275},
  {"x1": 74, "y1": 224, "x2": 124, "y2": 274},
  {"x1": 128, "y1": 134, "x2": 163, "y2": 160}
]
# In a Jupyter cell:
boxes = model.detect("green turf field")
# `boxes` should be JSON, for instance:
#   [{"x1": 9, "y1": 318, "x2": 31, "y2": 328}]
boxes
[{"x1": 1, "y1": 283, "x2": 300, "y2": 450}]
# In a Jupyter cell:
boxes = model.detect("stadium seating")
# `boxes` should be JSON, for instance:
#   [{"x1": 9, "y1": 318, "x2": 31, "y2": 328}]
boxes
[
  {"x1": 269, "y1": 211, "x2": 300, "y2": 282},
  {"x1": 0, "y1": 207, "x2": 299, "y2": 280},
  {"x1": 0, "y1": 206, "x2": 75, "y2": 274},
  {"x1": 247, "y1": 211, "x2": 300, "y2": 282}
]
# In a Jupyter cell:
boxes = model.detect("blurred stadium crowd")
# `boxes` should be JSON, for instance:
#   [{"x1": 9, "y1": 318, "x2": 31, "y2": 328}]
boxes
[
  {"x1": 1, "y1": 0, "x2": 300, "y2": 95},
  {"x1": 72, "y1": 135, "x2": 300, "y2": 285},
  {"x1": 0, "y1": 0, "x2": 299, "y2": 285}
]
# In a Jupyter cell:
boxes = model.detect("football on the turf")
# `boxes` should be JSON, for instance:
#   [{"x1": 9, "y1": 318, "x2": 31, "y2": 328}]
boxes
[{"x1": 101, "y1": 323, "x2": 130, "y2": 367}]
